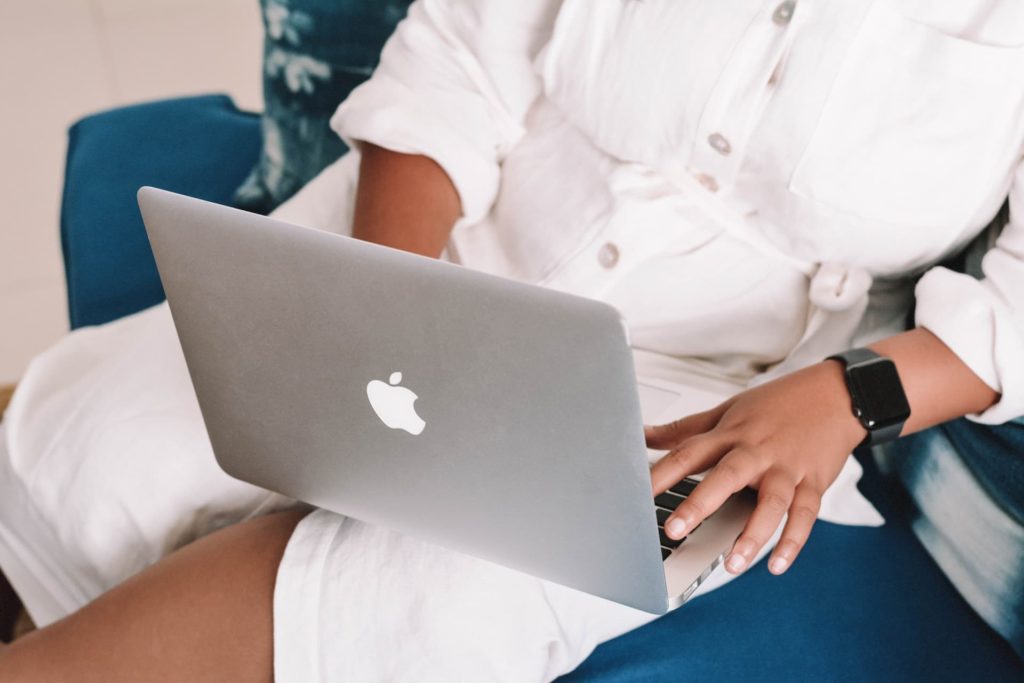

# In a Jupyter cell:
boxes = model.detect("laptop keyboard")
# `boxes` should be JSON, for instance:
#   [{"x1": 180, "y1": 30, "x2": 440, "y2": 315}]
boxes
[{"x1": 655, "y1": 478, "x2": 699, "y2": 560}]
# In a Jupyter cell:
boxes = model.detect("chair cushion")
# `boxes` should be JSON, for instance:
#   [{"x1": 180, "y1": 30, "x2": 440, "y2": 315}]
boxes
[
  {"x1": 61, "y1": 94, "x2": 262, "y2": 329},
  {"x1": 232, "y1": 0, "x2": 412, "y2": 214}
]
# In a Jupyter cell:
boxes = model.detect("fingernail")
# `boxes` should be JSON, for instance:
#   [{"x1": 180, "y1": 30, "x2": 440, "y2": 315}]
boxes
[
  {"x1": 666, "y1": 517, "x2": 687, "y2": 538},
  {"x1": 726, "y1": 553, "x2": 747, "y2": 573},
  {"x1": 769, "y1": 557, "x2": 789, "y2": 574}
]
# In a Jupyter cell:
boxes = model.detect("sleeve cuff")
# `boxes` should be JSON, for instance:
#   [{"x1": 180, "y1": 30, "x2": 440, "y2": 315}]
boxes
[
  {"x1": 914, "y1": 266, "x2": 1024, "y2": 424},
  {"x1": 330, "y1": 75, "x2": 503, "y2": 227}
]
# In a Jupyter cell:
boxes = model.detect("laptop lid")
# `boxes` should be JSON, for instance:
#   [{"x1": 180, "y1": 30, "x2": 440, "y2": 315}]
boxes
[{"x1": 139, "y1": 187, "x2": 669, "y2": 614}]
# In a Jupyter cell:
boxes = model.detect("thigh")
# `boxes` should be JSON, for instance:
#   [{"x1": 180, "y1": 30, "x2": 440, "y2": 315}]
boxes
[
  {"x1": 274, "y1": 510, "x2": 658, "y2": 683},
  {"x1": 0, "y1": 509, "x2": 309, "y2": 683}
]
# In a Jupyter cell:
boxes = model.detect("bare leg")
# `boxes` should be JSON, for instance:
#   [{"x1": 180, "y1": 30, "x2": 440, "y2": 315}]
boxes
[{"x1": 0, "y1": 509, "x2": 309, "y2": 682}]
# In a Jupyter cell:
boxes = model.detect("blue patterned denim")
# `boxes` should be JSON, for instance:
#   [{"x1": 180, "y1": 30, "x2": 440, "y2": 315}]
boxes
[
  {"x1": 877, "y1": 419, "x2": 1024, "y2": 660},
  {"x1": 235, "y1": 0, "x2": 412, "y2": 214}
]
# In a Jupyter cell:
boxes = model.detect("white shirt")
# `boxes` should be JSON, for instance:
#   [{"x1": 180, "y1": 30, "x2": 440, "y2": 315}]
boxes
[{"x1": 331, "y1": 0, "x2": 1024, "y2": 423}]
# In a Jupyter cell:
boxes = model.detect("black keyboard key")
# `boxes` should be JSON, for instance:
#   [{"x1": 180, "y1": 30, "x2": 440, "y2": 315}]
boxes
[
  {"x1": 656, "y1": 508, "x2": 671, "y2": 527},
  {"x1": 654, "y1": 491, "x2": 684, "y2": 510},
  {"x1": 659, "y1": 528, "x2": 684, "y2": 549},
  {"x1": 661, "y1": 546, "x2": 672, "y2": 560},
  {"x1": 670, "y1": 478, "x2": 698, "y2": 497}
]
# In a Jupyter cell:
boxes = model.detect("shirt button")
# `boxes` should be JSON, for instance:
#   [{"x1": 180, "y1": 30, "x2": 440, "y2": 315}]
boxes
[
  {"x1": 695, "y1": 173, "x2": 719, "y2": 193},
  {"x1": 773, "y1": 1, "x2": 796, "y2": 26},
  {"x1": 597, "y1": 242, "x2": 620, "y2": 269},
  {"x1": 708, "y1": 132, "x2": 731, "y2": 156}
]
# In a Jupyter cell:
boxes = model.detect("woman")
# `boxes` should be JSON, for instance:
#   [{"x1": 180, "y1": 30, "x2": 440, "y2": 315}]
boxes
[{"x1": 2, "y1": 0, "x2": 1023, "y2": 679}]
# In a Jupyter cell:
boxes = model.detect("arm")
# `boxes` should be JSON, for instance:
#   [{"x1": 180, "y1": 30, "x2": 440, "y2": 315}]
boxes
[
  {"x1": 648, "y1": 328, "x2": 999, "y2": 577},
  {"x1": 334, "y1": 0, "x2": 560, "y2": 230},
  {"x1": 870, "y1": 328, "x2": 998, "y2": 432},
  {"x1": 351, "y1": 143, "x2": 460, "y2": 258},
  {"x1": 652, "y1": 150, "x2": 1024, "y2": 577}
]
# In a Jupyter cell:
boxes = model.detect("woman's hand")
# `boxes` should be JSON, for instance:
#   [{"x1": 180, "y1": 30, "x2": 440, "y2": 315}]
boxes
[{"x1": 647, "y1": 360, "x2": 867, "y2": 576}]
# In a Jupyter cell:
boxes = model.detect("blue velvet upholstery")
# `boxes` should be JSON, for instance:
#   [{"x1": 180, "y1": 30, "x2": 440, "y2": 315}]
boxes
[
  {"x1": 61, "y1": 95, "x2": 261, "y2": 329},
  {"x1": 563, "y1": 456, "x2": 1024, "y2": 681},
  {"x1": 59, "y1": 95, "x2": 1024, "y2": 680}
]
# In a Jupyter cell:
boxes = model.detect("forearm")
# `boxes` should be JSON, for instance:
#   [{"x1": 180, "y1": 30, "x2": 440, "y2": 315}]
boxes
[
  {"x1": 351, "y1": 143, "x2": 461, "y2": 258},
  {"x1": 649, "y1": 326, "x2": 1003, "y2": 575},
  {"x1": 866, "y1": 327, "x2": 1000, "y2": 435}
]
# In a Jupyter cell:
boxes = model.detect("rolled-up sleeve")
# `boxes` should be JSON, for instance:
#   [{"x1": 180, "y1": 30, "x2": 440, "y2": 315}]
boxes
[
  {"x1": 915, "y1": 154, "x2": 1024, "y2": 424},
  {"x1": 331, "y1": 0, "x2": 560, "y2": 226}
]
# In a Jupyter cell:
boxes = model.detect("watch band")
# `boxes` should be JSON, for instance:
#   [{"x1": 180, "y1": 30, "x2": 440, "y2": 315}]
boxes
[
  {"x1": 828, "y1": 347, "x2": 878, "y2": 368},
  {"x1": 862, "y1": 420, "x2": 904, "y2": 447},
  {"x1": 827, "y1": 348, "x2": 909, "y2": 448}
]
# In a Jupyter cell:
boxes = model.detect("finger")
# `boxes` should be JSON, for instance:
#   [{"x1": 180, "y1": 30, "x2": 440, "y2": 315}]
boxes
[
  {"x1": 649, "y1": 433, "x2": 727, "y2": 495},
  {"x1": 664, "y1": 448, "x2": 761, "y2": 540},
  {"x1": 644, "y1": 409, "x2": 720, "y2": 450},
  {"x1": 724, "y1": 470, "x2": 797, "y2": 574},
  {"x1": 767, "y1": 483, "x2": 822, "y2": 575}
]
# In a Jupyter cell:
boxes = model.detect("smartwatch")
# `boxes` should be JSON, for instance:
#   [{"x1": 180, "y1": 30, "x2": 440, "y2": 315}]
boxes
[{"x1": 826, "y1": 348, "x2": 911, "y2": 447}]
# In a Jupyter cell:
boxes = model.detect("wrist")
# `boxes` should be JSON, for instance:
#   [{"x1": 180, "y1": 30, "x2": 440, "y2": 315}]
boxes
[
  {"x1": 826, "y1": 348, "x2": 912, "y2": 447},
  {"x1": 817, "y1": 359, "x2": 871, "y2": 450}
]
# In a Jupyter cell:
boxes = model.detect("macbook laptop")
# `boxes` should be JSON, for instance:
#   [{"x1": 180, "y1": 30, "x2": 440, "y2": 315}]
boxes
[{"x1": 138, "y1": 187, "x2": 755, "y2": 614}]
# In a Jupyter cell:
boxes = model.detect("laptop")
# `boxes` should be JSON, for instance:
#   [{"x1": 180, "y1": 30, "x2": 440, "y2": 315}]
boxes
[{"x1": 138, "y1": 187, "x2": 755, "y2": 614}]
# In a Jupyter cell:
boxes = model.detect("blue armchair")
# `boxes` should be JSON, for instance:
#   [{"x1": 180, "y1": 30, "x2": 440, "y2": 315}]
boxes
[{"x1": 59, "y1": 94, "x2": 1023, "y2": 681}]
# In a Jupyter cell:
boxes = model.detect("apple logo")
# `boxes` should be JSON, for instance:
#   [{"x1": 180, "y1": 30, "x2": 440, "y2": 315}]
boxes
[{"x1": 366, "y1": 371, "x2": 426, "y2": 435}]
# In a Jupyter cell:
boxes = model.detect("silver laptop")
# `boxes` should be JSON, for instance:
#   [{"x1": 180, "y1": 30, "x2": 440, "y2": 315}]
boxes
[{"x1": 138, "y1": 187, "x2": 755, "y2": 615}]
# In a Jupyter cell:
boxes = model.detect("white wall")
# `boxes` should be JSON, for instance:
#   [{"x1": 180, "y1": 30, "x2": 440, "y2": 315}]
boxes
[{"x1": 0, "y1": 0, "x2": 263, "y2": 383}]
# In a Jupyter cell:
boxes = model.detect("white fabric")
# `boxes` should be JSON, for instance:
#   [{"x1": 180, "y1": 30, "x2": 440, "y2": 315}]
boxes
[
  {"x1": 335, "y1": 0, "x2": 1024, "y2": 420},
  {"x1": 0, "y1": 307, "x2": 296, "y2": 627},
  {"x1": 273, "y1": 511, "x2": 649, "y2": 683}
]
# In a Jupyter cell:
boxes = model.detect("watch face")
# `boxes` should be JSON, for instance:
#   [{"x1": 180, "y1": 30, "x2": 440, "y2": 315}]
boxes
[{"x1": 848, "y1": 359, "x2": 911, "y2": 429}]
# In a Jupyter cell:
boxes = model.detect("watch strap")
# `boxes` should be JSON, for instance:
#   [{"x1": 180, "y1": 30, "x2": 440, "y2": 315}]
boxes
[{"x1": 863, "y1": 420, "x2": 903, "y2": 447}]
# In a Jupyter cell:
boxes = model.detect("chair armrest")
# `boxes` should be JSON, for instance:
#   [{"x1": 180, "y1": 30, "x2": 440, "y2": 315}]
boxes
[{"x1": 61, "y1": 94, "x2": 262, "y2": 329}]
